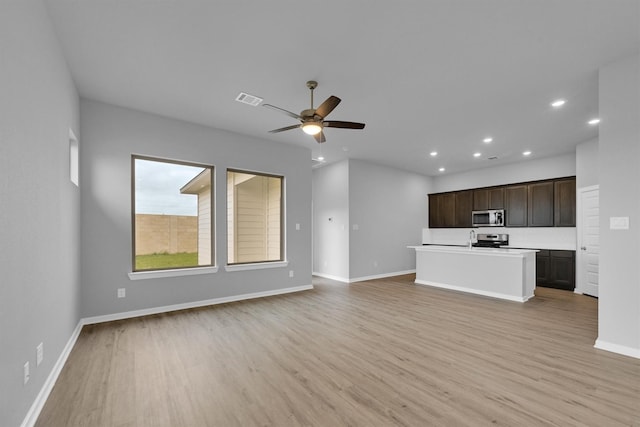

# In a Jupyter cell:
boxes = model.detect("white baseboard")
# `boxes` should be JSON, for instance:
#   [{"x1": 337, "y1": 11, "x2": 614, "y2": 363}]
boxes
[
  {"x1": 348, "y1": 269, "x2": 416, "y2": 283},
  {"x1": 312, "y1": 272, "x2": 350, "y2": 283},
  {"x1": 20, "y1": 321, "x2": 84, "y2": 427},
  {"x1": 83, "y1": 284, "x2": 314, "y2": 325},
  {"x1": 594, "y1": 339, "x2": 640, "y2": 359},
  {"x1": 415, "y1": 279, "x2": 531, "y2": 303},
  {"x1": 313, "y1": 270, "x2": 416, "y2": 284},
  {"x1": 20, "y1": 284, "x2": 313, "y2": 427}
]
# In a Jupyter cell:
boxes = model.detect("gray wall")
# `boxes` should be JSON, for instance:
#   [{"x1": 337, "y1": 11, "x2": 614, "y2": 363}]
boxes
[
  {"x1": 0, "y1": 1, "x2": 80, "y2": 426},
  {"x1": 432, "y1": 153, "x2": 576, "y2": 193},
  {"x1": 312, "y1": 159, "x2": 432, "y2": 281},
  {"x1": 312, "y1": 160, "x2": 350, "y2": 280},
  {"x1": 348, "y1": 159, "x2": 431, "y2": 280},
  {"x1": 80, "y1": 100, "x2": 312, "y2": 317},
  {"x1": 576, "y1": 138, "x2": 599, "y2": 189},
  {"x1": 597, "y1": 53, "x2": 640, "y2": 354}
]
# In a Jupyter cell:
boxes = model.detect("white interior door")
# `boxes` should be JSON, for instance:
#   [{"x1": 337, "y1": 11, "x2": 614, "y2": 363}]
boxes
[{"x1": 577, "y1": 186, "x2": 599, "y2": 297}]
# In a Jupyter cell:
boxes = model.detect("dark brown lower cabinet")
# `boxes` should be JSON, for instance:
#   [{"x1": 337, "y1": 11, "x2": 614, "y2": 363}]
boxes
[
  {"x1": 536, "y1": 250, "x2": 575, "y2": 291},
  {"x1": 536, "y1": 250, "x2": 551, "y2": 284}
]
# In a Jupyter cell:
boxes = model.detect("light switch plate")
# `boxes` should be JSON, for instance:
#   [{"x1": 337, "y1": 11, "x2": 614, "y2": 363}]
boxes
[
  {"x1": 36, "y1": 343, "x2": 43, "y2": 366},
  {"x1": 24, "y1": 362, "x2": 30, "y2": 385},
  {"x1": 610, "y1": 216, "x2": 629, "y2": 230}
]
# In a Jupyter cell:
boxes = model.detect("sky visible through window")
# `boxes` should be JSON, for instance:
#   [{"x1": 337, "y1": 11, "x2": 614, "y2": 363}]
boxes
[{"x1": 135, "y1": 159, "x2": 204, "y2": 216}]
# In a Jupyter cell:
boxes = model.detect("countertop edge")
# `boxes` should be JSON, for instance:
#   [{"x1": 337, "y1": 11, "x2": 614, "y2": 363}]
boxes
[{"x1": 408, "y1": 245, "x2": 538, "y2": 256}]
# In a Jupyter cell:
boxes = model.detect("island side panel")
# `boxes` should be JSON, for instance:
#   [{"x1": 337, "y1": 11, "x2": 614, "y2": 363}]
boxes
[
  {"x1": 414, "y1": 248, "x2": 532, "y2": 302},
  {"x1": 522, "y1": 252, "x2": 536, "y2": 300}
]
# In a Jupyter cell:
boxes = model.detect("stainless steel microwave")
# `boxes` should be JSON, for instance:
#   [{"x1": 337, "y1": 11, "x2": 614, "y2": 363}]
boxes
[{"x1": 472, "y1": 209, "x2": 505, "y2": 227}]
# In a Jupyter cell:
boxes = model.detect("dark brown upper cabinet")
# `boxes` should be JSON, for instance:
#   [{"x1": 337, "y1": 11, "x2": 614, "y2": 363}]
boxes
[
  {"x1": 472, "y1": 187, "x2": 504, "y2": 211},
  {"x1": 428, "y1": 193, "x2": 455, "y2": 228},
  {"x1": 505, "y1": 185, "x2": 528, "y2": 227},
  {"x1": 428, "y1": 177, "x2": 575, "y2": 229},
  {"x1": 554, "y1": 178, "x2": 576, "y2": 227},
  {"x1": 473, "y1": 188, "x2": 489, "y2": 210},
  {"x1": 428, "y1": 194, "x2": 439, "y2": 227},
  {"x1": 527, "y1": 181, "x2": 554, "y2": 227},
  {"x1": 454, "y1": 190, "x2": 473, "y2": 227}
]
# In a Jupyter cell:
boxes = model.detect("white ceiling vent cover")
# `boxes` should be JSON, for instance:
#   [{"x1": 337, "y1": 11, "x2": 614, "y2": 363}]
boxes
[{"x1": 235, "y1": 92, "x2": 263, "y2": 106}]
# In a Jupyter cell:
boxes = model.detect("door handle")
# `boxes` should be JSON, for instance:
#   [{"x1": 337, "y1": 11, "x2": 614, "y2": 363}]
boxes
[{"x1": 581, "y1": 246, "x2": 587, "y2": 251}]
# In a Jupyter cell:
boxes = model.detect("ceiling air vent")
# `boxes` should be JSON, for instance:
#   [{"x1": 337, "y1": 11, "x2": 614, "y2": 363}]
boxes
[
  {"x1": 488, "y1": 156, "x2": 499, "y2": 160},
  {"x1": 235, "y1": 92, "x2": 263, "y2": 106}
]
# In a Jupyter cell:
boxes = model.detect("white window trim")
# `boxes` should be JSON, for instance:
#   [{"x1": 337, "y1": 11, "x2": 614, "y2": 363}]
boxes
[
  {"x1": 128, "y1": 266, "x2": 218, "y2": 281},
  {"x1": 224, "y1": 260, "x2": 288, "y2": 272},
  {"x1": 131, "y1": 155, "x2": 215, "y2": 276}
]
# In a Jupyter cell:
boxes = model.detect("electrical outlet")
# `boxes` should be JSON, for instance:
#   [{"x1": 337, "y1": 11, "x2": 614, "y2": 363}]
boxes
[
  {"x1": 36, "y1": 343, "x2": 43, "y2": 366},
  {"x1": 117, "y1": 288, "x2": 126, "y2": 298},
  {"x1": 289, "y1": 270, "x2": 294, "y2": 278},
  {"x1": 23, "y1": 361, "x2": 30, "y2": 385}
]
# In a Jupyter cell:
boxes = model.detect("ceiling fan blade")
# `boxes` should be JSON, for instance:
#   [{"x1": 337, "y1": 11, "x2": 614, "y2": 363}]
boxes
[
  {"x1": 315, "y1": 96, "x2": 341, "y2": 119},
  {"x1": 269, "y1": 124, "x2": 301, "y2": 133},
  {"x1": 314, "y1": 131, "x2": 326, "y2": 143},
  {"x1": 324, "y1": 121, "x2": 366, "y2": 130},
  {"x1": 263, "y1": 104, "x2": 302, "y2": 120}
]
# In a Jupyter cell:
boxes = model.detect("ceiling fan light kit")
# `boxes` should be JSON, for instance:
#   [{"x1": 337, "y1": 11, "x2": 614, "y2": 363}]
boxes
[
  {"x1": 302, "y1": 122, "x2": 322, "y2": 135},
  {"x1": 264, "y1": 80, "x2": 365, "y2": 143}
]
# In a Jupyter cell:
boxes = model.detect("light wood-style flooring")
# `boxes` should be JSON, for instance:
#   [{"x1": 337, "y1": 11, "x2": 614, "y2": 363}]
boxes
[{"x1": 36, "y1": 275, "x2": 640, "y2": 426}]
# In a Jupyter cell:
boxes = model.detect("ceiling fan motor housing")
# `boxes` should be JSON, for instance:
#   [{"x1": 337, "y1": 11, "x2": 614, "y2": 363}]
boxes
[{"x1": 301, "y1": 109, "x2": 318, "y2": 119}]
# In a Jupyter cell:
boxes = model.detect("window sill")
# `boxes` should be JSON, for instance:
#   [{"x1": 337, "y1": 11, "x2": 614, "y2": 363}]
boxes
[
  {"x1": 128, "y1": 266, "x2": 218, "y2": 281},
  {"x1": 224, "y1": 261, "x2": 288, "y2": 272}
]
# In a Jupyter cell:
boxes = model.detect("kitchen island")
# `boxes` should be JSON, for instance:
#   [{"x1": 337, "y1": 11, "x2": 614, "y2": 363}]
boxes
[{"x1": 408, "y1": 245, "x2": 537, "y2": 302}]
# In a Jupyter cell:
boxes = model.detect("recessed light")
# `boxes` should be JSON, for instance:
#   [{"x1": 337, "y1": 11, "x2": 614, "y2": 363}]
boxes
[
  {"x1": 483, "y1": 137, "x2": 493, "y2": 143},
  {"x1": 551, "y1": 99, "x2": 566, "y2": 108},
  {"x1": 430, "y1": 151, "x2": 438, "y2": 157},
  {"x1": 588, "y1": 118, "x2": 600, "y2": 125},
  {"x1": 317, "y1": 156, "x2": 325, "y2": 161},
  {"x1": 438, "y1": 167, "x2": 445, "y2": 172},
  {"x1": 523, "y1": 151, "x2": 532, "y2": 156},
  {"x1": 473, "y1": 152, "x2": 481, "y2": 157}
]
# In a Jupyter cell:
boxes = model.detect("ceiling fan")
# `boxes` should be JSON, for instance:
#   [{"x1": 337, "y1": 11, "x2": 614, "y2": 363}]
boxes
[{"x1": 263, "y1": 80, "x2": 365, "y2": 143}]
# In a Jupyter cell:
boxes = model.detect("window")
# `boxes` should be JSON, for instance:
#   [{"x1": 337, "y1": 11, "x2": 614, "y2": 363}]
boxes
[
  {"x1": 227, "y1": 169, "x2": 283, "y2": 265},
  {"x1": 132, "y1": 156, "x2": 213, "y2": 272},
  {"x1": 69, "y1": 129, "x2": 79, "y2": 186}
]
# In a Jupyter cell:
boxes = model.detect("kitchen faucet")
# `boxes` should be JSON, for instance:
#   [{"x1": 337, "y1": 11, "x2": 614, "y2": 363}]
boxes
[{"x1": 469, "y1": 230, "x2": 476, "y2": 248}]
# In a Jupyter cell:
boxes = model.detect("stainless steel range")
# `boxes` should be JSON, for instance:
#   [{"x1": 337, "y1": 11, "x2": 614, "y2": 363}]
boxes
[{"x1": 472, "y1": 233, "x2": 509, "y2": 248}]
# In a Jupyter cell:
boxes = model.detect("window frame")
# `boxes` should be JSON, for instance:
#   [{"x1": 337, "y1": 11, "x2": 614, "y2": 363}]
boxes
[
  {"x1": 226, "y1": 168, "x2": 285, "y2": 266},
  {"x1": 130, "y1": 154, "x2": 215, "y2": 274},
  {"x1": 69, "y1": 129, "x2": 79, "y2": 187}
]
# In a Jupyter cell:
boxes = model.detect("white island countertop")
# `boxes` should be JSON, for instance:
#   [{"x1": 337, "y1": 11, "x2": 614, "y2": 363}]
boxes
[
  {"x1": 408, "y1": 245, "x2": 537, "y2": 302},
  {"x1": 410, "y1": 245, "x2": 538, "y2": 256}
]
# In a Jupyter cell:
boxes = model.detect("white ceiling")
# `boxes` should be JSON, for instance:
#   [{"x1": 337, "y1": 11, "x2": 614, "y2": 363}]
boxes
[{"x1": 45, "y1": 0, "x2": 640, "y2": 176}]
